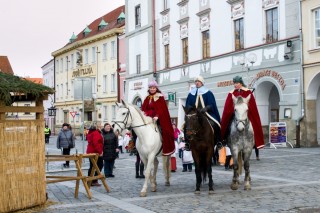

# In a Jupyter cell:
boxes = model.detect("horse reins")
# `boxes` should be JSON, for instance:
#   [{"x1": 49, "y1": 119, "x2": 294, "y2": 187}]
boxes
[{"x1": 113, "y1": 106, "x2": 157, "y2": 132}]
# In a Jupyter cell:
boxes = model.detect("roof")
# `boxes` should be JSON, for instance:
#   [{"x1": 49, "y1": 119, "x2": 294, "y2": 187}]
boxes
[
  {"x1": 0, "y1": 72, "x2": 54, "y2": 105},
  {"x1": 0, "y1": 56, "x2": 14, "y2": 74},
  {"x1": 67, "y1": 5, "x2": 125, "y2": 45},
  {"x1": 25, "y1": 78, "x2": 43, "y2": 84}
]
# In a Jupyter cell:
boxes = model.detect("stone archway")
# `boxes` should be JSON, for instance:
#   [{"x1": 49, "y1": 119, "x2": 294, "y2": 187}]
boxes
[
  {"x1": 133, "y1": 96, "x2": 142, "y2": 109},
  {"x1": 254, "y1": 79, "x2": 281, "y2": 126},
  {"x1": 305, "y1": 72, "x2": 320, "y2": 146}
]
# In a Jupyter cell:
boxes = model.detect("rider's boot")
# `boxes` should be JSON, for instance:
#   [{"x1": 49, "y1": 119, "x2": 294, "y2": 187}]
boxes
[{"x1": 139, "y1": 163, "x2": 145, "y2": 178}]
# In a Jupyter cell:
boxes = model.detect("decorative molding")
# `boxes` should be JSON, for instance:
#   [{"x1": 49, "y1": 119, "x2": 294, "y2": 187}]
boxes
[
  {"x1": 231, "y1": 1, "x2": 245, "y2": 19},
  {"x1": 180, "y1": 23, "x2": 188, "y2": 39},
  {"x1": 196, "y1": 8, "x2": 211, "y2": 17},
  {"x1": 226, "y1": 0, "x2": 242, "y2": 5},
  {"x1": 160, "y1": 8, "x2": 170, "y2": 15},
  {"x1": 177, "y1": 0, "x2": 189, "y2": 7},
  {"x1": 199, "y1": 14, "x2": 210, "y2": 32},
  {"x1": 177, "y1": 17, "x2": 189, "y2": 25},
  {"x1": 162, "y1": 30, "x2": 170, "y2": 45},
  {"x1": 262, "y1": 0, "x2": 279, "y2": 9},
  {"x1": 159, "y1": 24, "x2": 170, "y2": 32}
]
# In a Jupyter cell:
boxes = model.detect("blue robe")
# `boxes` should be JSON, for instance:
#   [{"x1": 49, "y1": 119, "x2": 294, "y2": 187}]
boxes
[{"x1": 186, "y1": 86, "x2": 221, "y2": 127}]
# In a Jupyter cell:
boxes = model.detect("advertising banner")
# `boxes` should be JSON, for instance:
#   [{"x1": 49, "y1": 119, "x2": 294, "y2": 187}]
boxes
[{"x1": 269, "y1": 122, "x2": 287, "y2": 147}]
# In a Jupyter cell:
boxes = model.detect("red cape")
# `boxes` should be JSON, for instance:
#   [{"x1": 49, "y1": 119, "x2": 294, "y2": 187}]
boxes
[
  {"x1": 220, "y1": 89, "x2": 265, "y2": 149},
  {"x1": 141, "y1": 93, "x2": 175, "y2": 155}
]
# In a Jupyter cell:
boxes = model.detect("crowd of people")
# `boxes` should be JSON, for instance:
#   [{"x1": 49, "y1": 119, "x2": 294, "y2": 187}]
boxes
[{"x1": 53, "y1": 75, "x2": 263, "y2": 186}]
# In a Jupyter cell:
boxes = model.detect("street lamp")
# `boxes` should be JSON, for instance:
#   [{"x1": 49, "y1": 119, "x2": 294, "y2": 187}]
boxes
[
  {"x1": 239, "y1": 53, "x2": 257, "y2": 89},
  {"x1": 48, "y1": 95, "x2": 57, "y2": 116}
]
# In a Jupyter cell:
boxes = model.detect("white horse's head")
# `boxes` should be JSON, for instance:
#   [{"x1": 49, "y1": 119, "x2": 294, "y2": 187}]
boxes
[
  {"x1": 113, "y1": 100, "x2": 133, "y2": 134},
  {"x1": 232, "y1": 94, "x2": 250, "y2": 131}
]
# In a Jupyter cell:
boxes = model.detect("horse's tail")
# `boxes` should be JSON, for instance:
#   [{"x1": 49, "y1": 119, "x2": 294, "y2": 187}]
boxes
[{"x1": 237, "y1": 151, "x2": 243, "y2": 176}]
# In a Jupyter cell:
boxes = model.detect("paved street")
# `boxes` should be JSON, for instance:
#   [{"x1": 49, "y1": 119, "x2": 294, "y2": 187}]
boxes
[{"x1": 42, "y1": 136, "x2": 320, "y2": 213}]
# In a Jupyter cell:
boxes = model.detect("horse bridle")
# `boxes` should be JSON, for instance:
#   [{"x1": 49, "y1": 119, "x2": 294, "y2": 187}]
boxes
[
  {"x1": 234, "y1": 117, "x2": 249, "y2": 129},
  {"x1": 113, "y1": 106, "x2": 155, "y2": 132},
  {"x1": 185, "y1": 113, "x2": 201, "y2": 136}
]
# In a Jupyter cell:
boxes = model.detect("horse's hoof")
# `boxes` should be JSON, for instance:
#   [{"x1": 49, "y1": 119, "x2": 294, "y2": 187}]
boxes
[
  {"x1": 151, "y1": 187, "x2": 157, "y2": 192},
  {"x1": 140, "y1": 192, "x2": 147, "y2": 197},
  {"x1": 208, "y1": 190, "x2": 214, "y2": 195},
  {"x1": 230, "y1": 183, "x2": 239, "y2": 191},
  {"x1": 194, "y1": 190, "x2": 200, "y2": 195},
  {"x1": 165, "y1": 181, "x2": 170, "y2": 186},
  {"x1": 244, "y1": 185, "x2": 251, "y2": 190}
]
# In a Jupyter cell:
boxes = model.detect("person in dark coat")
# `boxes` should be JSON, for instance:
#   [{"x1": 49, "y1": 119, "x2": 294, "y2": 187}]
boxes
[
  {"x1": 56, "y1": 123, "x2": 74, "y2": 168},
  {"x1": 86, "y1": 125, "x2": 104, "y2": 186},
  {"x1": 185, "y1": 76, "x2": 221, "y2": 150},
  {"x1": 101, "y1": 123, "x2": 118, "y2": 178}
]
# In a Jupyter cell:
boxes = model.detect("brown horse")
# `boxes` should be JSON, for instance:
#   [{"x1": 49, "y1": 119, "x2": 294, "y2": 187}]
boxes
[{"x1": 183, "y1": 106, "x2": 215, "y2": 194}]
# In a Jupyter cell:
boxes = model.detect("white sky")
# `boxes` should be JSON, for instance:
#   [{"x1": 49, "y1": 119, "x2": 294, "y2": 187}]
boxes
[{"x1": 0, "y1": 0, "x2": 125, "y2": 78}]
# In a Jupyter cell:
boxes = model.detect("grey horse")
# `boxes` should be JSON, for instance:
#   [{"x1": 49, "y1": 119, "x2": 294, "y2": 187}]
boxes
[{"x1": 227, "y1": 95, "x2": 254, "y2": 190}]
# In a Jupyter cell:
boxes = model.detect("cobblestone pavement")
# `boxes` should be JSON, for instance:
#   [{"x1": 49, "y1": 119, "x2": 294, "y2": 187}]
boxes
[{"x1": 42, "y1": 137, "x2": 320, "y2": 213}]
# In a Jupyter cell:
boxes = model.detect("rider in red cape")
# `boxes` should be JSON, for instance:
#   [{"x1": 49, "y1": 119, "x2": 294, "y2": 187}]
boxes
[
  {"x1": 220, "y1": 76, "x2": 265, "y2": 149},
  {"x1": 141, "y1": 80, "x2": 175, "y2": 156}
]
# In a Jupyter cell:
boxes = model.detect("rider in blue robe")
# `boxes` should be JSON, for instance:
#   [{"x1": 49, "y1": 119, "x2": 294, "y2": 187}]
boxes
[{"x1": 185, "y1": 76, "x2": 221, "y2": 150}]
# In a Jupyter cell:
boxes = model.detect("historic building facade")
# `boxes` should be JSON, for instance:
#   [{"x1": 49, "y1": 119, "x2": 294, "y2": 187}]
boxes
[
  {"x1": 302, "y1": 0, "x2": 320, "y2": 146},
  {"x1": 42, "y1": 59, "x2": 55, "y2": 132},
  {"x1": 125, "y1": 0, "x2": 156, "y2": 108},
  {"x1": 51, "y1": 6, "x2": 125, "y2": 133},
  {"x1": 126, "y1": 0, "x2": 305, "y2": 145}
]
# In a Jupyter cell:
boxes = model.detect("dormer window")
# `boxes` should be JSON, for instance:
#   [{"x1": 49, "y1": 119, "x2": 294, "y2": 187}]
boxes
[
  {"x1": 83, "y1": 26, "x2": 92, "y2": 37},
  {"x1": 69, "y1": 32, "x2": 77, "y2": 43},
  {"x1": 117, "y1": 12, "x2": 125, "y2": 24},
  {"x1": 98, "y1": 19, "x2": 108, "y2": 31}
]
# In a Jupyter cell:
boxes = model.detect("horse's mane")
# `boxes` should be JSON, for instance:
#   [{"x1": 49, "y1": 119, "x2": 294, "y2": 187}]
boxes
[{"x1": 127, "y1": 103, "x2": 153, "y2": 124}]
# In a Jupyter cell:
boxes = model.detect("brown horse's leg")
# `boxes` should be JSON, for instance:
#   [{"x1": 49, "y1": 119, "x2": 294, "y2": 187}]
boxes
[
  {"x1": 208, "y1": 163, "x2": 214, "y2": 194},
  {"x1": 195, "y1": 162, "x2": 201, "y2": 194}
]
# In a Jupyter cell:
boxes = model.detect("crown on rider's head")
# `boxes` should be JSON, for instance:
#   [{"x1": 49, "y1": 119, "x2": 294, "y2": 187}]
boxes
[
  {"x1": 194, "y1": 76, "x2": 205, "y2": 85},
  {"x1": 148, "y1": 80, "x2": 159, "y2": 88}
]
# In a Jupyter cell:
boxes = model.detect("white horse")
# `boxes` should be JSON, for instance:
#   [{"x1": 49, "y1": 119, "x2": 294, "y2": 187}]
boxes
[{"x1": 113, "y1": 100, "x2": 171, "y2": 197}]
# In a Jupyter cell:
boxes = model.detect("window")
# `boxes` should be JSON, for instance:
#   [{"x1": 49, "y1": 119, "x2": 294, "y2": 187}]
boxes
[
  {"x1": 65, "y1": 56, "x2": 68, "y2": 71},
  {"x1": 71, "y1": 54, "x2": 74, "y2": 69},
  {"x1": 112, "y1": 105, "x2": 116, "y2": 119},
  {"x1": 76, "y1": 107, "x2": 79, "y2": 122},
  {"x1": 60, "y1": 58, "x2": 63, "y2": 72},
  {"x1": 202, "y1": 30, "x2": 210, "y2": 59},
  {"x1": 314, "y1": 8, "x2": 320, "y2": 48},
  {"x1": 103, "y1": 75, "x2": 107, "y2": 92},
  {"x1": 71, "y1": 80, "x2": 74, "y2": 97},
  {"x1": 60, "y1": 84, "x2": 63, "y2": 99},
  {"x1": 92, "y1": 46, "x2": 96, "y2": 63},
  {"x1": 135, "y1": 5, "x2": 141, "y2": 27},
  {"x1": 66, "y1": 82, "x2": 68, "y2": 96},
  {"x1": 164, "y1": 45, "x2": 170, "y2": 68},
  {"x1": 163, "y1": 0, "x2": 168, "y2": 10},
  {"x1": 136, "y1": 54, "x2": 141, "y2": 74},
  {"x1": 84, "y1": 49, "x2": 89, "y2": 64},
  {"x1": 56, "y1": 85, "x2": 59, "y2": 99},
  {"x1": 103, "y1": 106, "x2": 108, "y2": 121},
  {"x1": 111, "y1": 74, "x2": 116, "y2": 92},
  {"x1": 103, "y1": 43, "x2": 107, "y2": 60},
  {"x1": 91, "y1": 78, "x2": 96, "y2": 94},
  {"x1": 234, "y1": 18, "x2": 244, "y2": 50},
  {"x1": 123, "y1": 80, "x2": 126, "y2": 96},
  {"x1": 56, "y1": 60, "x2": 59, "y2": 74},
  {"x1": 266, "y1": 7, "x2": 278, "y2": 43},
  {"x1": 182, "y1": 38, "x2": 188, "y2": 64},
  {"x1": 111, "y1": 41, "x2": 115, "y2": 59}
]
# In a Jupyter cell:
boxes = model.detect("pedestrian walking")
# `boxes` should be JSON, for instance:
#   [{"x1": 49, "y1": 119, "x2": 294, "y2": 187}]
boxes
[
  {"x1": 56, "y1": 123, "x2": 75, "y2": 168},
  {"x1": 44, "y1": 125, "x2": 51, "y2": 144}
]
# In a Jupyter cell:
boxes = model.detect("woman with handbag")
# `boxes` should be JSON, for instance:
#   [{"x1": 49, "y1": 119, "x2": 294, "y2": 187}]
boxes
[{"x1": 56, "y1": 123, "x2": 75, "y2": 168}]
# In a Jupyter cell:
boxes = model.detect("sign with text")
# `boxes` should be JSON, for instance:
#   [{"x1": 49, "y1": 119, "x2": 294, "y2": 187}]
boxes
[{"x1": 269, "y1": 122, "x2": 287, "y2": 147}]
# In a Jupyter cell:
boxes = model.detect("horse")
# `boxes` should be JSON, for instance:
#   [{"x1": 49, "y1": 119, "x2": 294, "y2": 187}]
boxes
[
  {"x1": 183, "y1": 106, "x2": 215, "y2": 194},
  {"x1": 113, "y1": 100, "x2": 171, "y2": 197},
  {"x1": 227, "y1": 95, "x2": 254, "y2": 190}
]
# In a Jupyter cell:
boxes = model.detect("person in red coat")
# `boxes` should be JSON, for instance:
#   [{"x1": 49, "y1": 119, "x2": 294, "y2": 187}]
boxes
[
  {"x1": 220, "y1": 76, "x2": 265, "y2": 149},
  {"x1": 141, "y1": 80, "x2": 175, "y2": 156},
  {"x1": 86, "y1": 125, "x2": 104, "y2": 186}
]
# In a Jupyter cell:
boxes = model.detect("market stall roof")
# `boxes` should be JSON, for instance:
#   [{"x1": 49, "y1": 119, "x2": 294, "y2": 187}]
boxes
[{"x1": 0, "y1": 72, "x2": 54, "y2": 105}]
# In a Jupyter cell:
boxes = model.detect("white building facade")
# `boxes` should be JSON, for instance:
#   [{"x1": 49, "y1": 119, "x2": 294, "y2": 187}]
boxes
[
  {"x1": 42, "y1": 59, "x2": 55, "y2": 132},
  {"x1": 126, "y1": 0, "x2": 304, "y2": 145}
]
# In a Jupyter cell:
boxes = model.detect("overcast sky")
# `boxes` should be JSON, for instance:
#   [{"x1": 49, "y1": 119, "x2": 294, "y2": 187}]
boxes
[{"x1": 0, "y1": 0, "x2": 125, "y2": 78}]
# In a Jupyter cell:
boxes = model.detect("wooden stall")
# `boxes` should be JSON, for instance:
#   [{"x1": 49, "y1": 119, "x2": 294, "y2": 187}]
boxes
[{"x1": 0, "y1": 72, "x2": 54, "y2": 212}]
